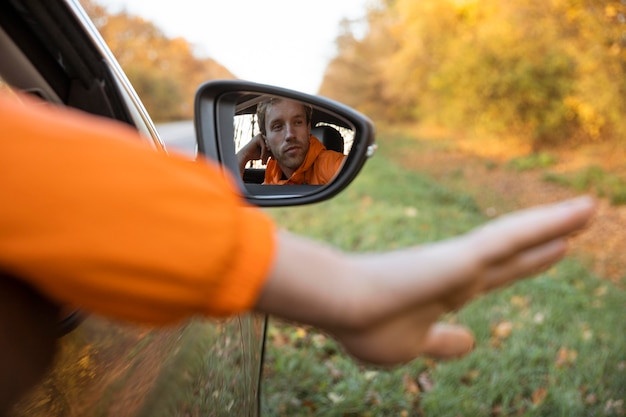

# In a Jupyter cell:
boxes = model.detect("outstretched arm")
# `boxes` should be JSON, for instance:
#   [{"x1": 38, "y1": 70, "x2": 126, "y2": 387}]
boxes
[{"x1": 255, "y1": 196, "x2": 596, "y2": 365}]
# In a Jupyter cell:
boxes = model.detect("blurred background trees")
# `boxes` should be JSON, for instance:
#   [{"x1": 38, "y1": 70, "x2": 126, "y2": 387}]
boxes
[
  {"x1": 81, "y1": 0, "x2": 234, "y2": 121},
  {"x1": 83, "y1": 0, "x2": 626, "y2": 149},
  {"x1": 320, "y1": 0, "x2": 626, "y2": 149}
]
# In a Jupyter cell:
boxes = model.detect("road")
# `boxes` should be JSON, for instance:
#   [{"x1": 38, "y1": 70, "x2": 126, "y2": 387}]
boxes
[{"x1": 156, "y1": 120, "x2": 197, "y2": 158}]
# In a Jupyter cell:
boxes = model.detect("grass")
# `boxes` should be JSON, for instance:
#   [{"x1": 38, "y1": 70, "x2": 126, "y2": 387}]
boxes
[
  {"x1": 267, "y1": 143, "x2": 484, "y2": 251},
  {"x1": 134, "y1": 316, "x2": 266, "y2": 417},
  {"x1": 544, "y1": 165, "x2": 626, "y2": 206},
  {"x1": 507, "y1": 152, "x2": 558, "y2": 171},
  {"x1": 260, "y1": 134, "x2": 626, "y2": 416},
  {"x1": 13, "y1": 132, "x2": 624, "y2": 416}
]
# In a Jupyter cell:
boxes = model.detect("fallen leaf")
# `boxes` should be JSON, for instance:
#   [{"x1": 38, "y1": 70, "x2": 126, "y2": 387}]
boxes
[
  {"x1": 604, "y1": 399, "x2": 624, "y2": 415},
  {"x1": 364, "y1": 370, "x2": 378, "y2": 381},
  {"x1": 365, "y1": 390, "x2": 381, "y2": 406},
  {"x1": 294, "y1": 327, "x2": 307, "y2": 339},
  {"x1": 461, "y1": 369, "x2": 480, "y2": 385},
  {"x1": 424, "y1": 358, "x2": 437, "y2": 369},
  {"x1": 402, "y1": 372, "x2": 420, "y2": 395},
  {"x1": 532, "y1": 387, "x2": 548, "y2": 405},
  {"x1": 492, "y1": 320, "x2": 514, "y2": 339},
  {"x1": 311, "y1": 333, "x2": 327, "y2": 348},
  {"x1": 417, "y1": 372, "x2": 434, "y2": 393},
  {"x1": 511, "y1": 295, "x2": 530, "y2": 308},
  {"x1": 328, "y1": 392, "x2": 344, "y2": 404},
  {"x1": 360, "y1": 195, "x2": 373, "y2": 207},
  {"x1": 302, "y1": 399, "x2": 316, "y2": 412},
  {"x1": 324, "y1": 359, "x2": 343, "y2": 380},
  {"x1": 555, "y1": 347, "x2": 578, "y2": 368},
  {"x1": 271, "y1": 332, "x2": 289, "y2": 348},
  {"x1": 585, "y1": 393, "x2": 598, "y2": 405}
]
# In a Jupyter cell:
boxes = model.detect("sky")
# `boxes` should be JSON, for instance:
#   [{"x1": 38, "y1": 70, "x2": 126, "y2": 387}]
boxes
[{"x1": 97, "y1": 0, "x2": 372, "y2": 94}]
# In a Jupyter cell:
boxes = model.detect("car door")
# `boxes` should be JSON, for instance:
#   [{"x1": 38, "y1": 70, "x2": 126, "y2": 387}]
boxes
[{"x1": 1, "y1": 1, "x2": 265, "y2": 416}]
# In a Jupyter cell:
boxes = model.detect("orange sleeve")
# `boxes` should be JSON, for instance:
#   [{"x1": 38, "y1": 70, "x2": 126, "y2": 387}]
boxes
[{"x1": 0, "y1": 92, "x2": 276, "y2": 325}]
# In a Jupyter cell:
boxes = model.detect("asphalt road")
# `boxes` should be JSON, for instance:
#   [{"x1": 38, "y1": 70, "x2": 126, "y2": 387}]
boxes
[{"x1": 156, "y1": 120, "x2": 197, "y2": 158}]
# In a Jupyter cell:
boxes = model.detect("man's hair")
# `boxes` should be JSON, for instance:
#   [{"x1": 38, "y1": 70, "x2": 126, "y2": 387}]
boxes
[{"x1": 256, "y1": 97, "x2": 312, "y2": 136}]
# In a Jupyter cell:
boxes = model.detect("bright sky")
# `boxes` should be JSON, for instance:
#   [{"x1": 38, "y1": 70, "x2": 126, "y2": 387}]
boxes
[{"x1": 97, "y1": 0, "x2": 372, "y2": 94}]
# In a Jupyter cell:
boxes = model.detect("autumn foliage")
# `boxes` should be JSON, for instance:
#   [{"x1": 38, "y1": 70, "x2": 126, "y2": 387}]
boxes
[
  {"x1": 320, "y1": 0, "x2": 626, "y2": 149},
  {"x1": 81, "y1": 0, "x2": 235, "y2": 121}
]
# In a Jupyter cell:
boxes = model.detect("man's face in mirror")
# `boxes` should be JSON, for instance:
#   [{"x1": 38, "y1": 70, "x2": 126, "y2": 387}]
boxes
[{"x1": 261, "y1": 99, "x2": 311, "y2": 178}]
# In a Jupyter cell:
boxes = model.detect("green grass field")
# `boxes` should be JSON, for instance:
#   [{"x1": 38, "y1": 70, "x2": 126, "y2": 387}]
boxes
[{"x1": 261, "y1": 134, "x2": 626, "y2": 417}]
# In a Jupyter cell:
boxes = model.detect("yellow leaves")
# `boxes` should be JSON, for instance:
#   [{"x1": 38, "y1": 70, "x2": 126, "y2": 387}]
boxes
[
  {"x1": 563, "y1": 96, "x2": 606, "y2": 140},
  {"x1": 294, "y1": 326, "x2": 307, "y2": 339},
  {"x1": 605, "y1": 4, "x2": 618, "y2": 18},
  {"x1": 83, "y1": 2, "x2": 235, "y2": 121}
]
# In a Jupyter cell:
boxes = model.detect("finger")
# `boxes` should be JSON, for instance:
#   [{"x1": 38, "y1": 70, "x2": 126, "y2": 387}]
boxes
[
  {"x1": 481, "y1": 238, "x2": 567, "y2": 292},
  {"x1": 470, "y1": 196, "x2": 596, "y2": 263},
  {"x1": 420, "y1": 323, "x2": 475, "y2": 359}
]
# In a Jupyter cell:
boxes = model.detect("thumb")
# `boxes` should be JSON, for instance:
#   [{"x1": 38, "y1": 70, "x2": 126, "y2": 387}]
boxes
[{"x1": 421, "y1": 323, "x2": 475, "y2": 359}]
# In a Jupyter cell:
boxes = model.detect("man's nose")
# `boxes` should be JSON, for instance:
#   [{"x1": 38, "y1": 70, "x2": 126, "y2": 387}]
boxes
[{"x1": 285, "y1": 123, "x2": 296, "y2": 139}]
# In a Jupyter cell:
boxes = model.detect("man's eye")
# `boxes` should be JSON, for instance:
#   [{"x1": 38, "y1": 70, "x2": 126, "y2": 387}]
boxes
[{"x1": 271, "y1": 124, "x2": 282, "y2": 131}]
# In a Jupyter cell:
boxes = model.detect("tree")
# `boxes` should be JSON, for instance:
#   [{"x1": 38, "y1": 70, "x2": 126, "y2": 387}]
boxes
[
  {"x1": 319, "y1": 7, "x2": 403, "y2": 122},
  {"x1": 80, "y1": 0, "x2": 235, "y2": 121},
  {"x1": 322, "y1": 0, "x2": 626, "y2": 148}
]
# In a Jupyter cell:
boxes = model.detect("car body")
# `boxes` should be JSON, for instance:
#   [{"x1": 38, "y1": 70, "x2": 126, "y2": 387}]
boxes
[{"x1": 0, "y1": 1, "x2": 373, "y2": 416}]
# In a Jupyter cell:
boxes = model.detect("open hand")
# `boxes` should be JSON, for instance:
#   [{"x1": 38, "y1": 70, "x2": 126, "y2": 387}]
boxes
[{"x1": 256, "y1": 196, "x2": 597, "y2": 365}]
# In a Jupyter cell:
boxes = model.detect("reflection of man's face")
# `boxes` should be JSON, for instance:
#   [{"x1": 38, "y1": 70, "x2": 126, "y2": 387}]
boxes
[{"x1": 264, "y1": 99, "x2": 311, "y2": 178}]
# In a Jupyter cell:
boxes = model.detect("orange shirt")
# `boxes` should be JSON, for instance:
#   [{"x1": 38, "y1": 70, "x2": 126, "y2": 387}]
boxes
[
  {"x1": 0, "y1": 92, "x2": 276, "y2": 325},
  {"x1": 264, "y1": 136, "x2": 344, "y2": 185}
]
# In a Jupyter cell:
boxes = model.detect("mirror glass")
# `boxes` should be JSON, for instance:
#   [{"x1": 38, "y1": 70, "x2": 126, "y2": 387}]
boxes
[
  {"x1": 195, "y1": 80, "x2": 375, "y2": 206},
  {"x1": 231, "y1": 93, "x2": 355, "y2": 186}
]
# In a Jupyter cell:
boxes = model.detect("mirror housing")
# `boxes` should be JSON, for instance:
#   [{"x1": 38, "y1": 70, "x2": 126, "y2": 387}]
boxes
[{"x1": 195, "y1": 80, "x2": 376, "y2": 207}]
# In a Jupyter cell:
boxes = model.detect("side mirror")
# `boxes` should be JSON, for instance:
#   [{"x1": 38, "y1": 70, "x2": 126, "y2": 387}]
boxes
[{"x1": 195, "y1": 80, "x2": 376, "y2": 207}]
